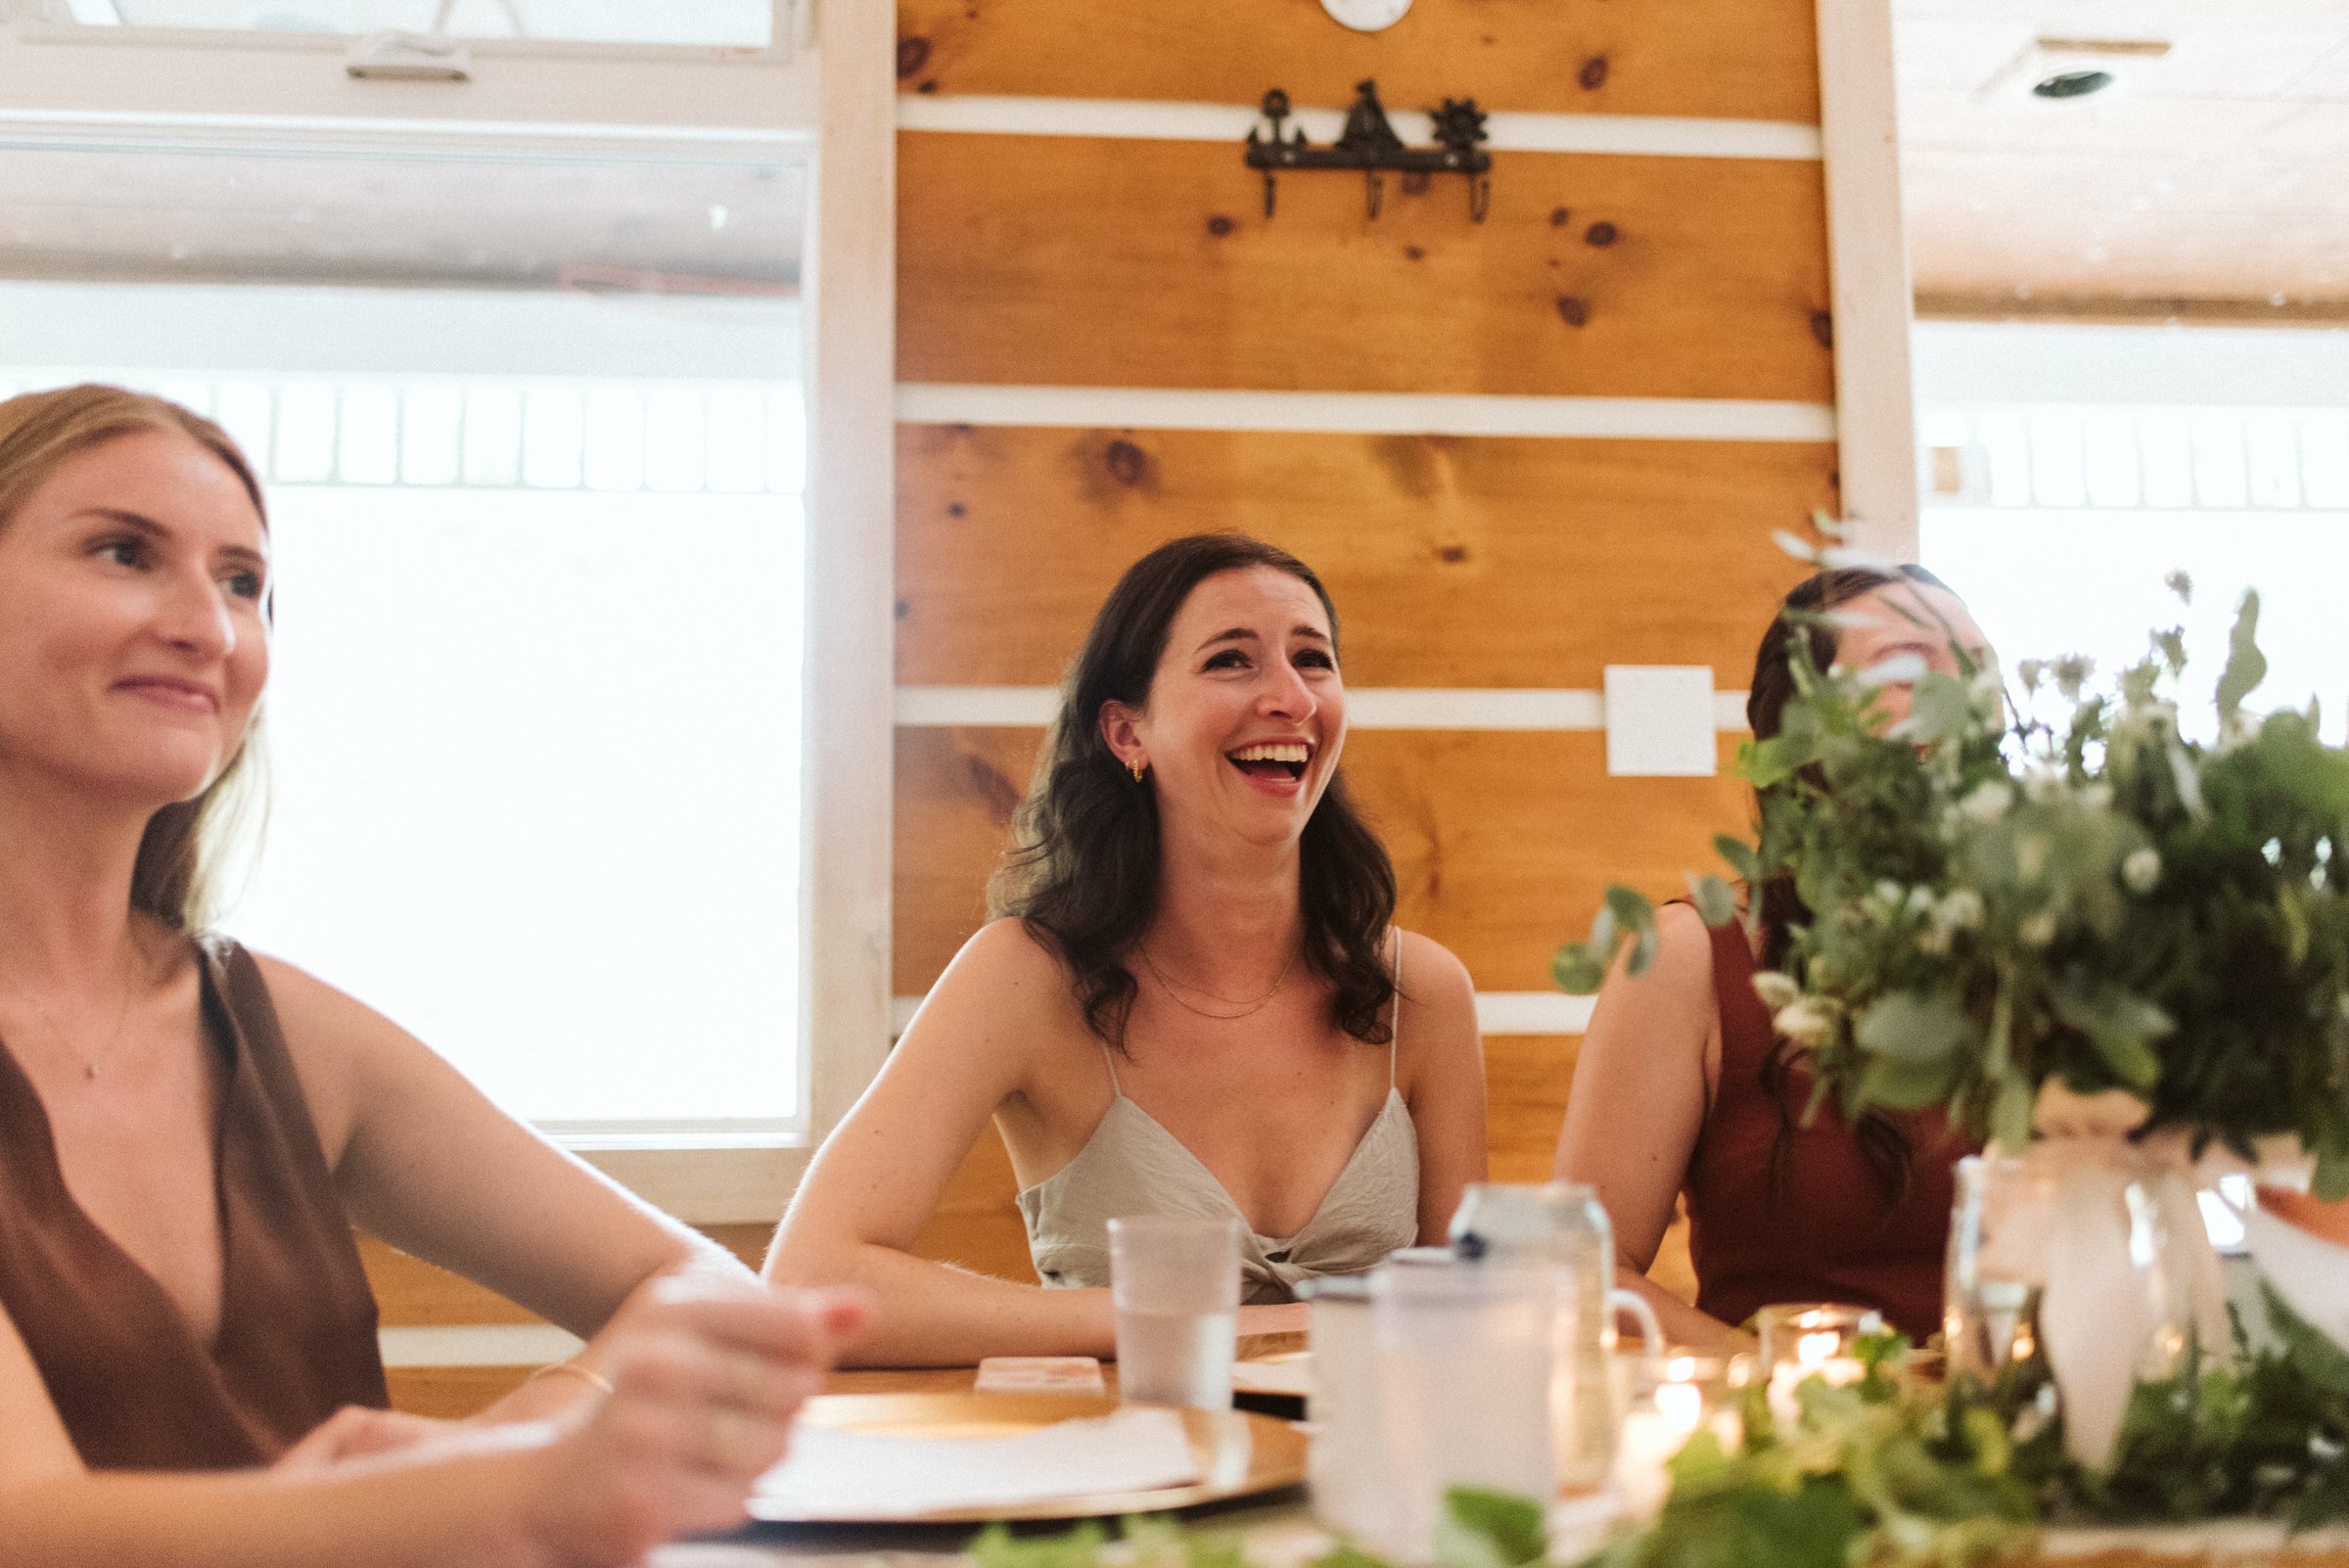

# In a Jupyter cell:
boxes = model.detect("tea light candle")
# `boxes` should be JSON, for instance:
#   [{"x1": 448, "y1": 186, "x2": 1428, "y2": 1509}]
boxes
[
  {"x1": 1611, "y1": 1355, "x2": 1746, "y2": 1518},
  {"x1": 1756, "y1": 1303, "x2": 1878, "y2": 1424}
]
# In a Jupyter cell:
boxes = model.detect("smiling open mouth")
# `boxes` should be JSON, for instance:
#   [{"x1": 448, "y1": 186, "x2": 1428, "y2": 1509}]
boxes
[{"x1": 1227, "y1": 742, "x2": 1310, "y2": 781}]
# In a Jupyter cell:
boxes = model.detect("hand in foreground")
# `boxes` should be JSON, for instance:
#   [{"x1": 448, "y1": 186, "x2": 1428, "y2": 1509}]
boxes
[
  {"x1": 520, "y1": 1274, "x2": 868, "y2": 1568},
  {"x1": 273, "y1": 1406, "x2": 457, "y2": 1475}
]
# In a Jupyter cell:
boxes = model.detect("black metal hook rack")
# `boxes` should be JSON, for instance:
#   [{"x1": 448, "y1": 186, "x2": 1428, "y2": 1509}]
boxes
[{"x1": 1243, "y1": 80, "x2": 1494, "y2": 221}]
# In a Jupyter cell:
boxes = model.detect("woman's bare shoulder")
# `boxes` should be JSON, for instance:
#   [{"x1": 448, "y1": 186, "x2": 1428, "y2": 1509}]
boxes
[
  {"x1": 1393, "y1": 928, "x2": 1474, "y2": 1011},
  {"x1": 941, "y1": 917, "x2": 1078, "y2": 998}
]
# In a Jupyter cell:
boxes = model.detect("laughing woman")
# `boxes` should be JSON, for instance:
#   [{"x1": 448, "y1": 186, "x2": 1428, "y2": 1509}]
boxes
[
  {"x1": 0, "y1": 385, "x2": 861, "y2": 1567},
  {"x1": 768, "y1": 533, "x2": 1486, "y2": 1365}
]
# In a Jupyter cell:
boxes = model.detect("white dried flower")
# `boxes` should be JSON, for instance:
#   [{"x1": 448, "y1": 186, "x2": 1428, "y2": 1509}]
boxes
[
  {"x1": 2123, "y1": 847, "x2": 2162, "y2": 895},
  {"x1": 2021, "y1": 765, "x2": 2066, "y2": 806},
  {"x1": 1752, "y1": 971, "x2": 1802, "y2": 1010},
  {"x1": 2017, "y1": 660, "x2": 2046, "y2": 694},
  {"x1": 1939, "y1": 888, "x2": 1986, "y2": 932},
  {"x1": 1958, "y1": 780, "x2": 2014, "y2": 824},
  {"x1": 1773, "y1": 997, "x2": 1837, "y2": 1047},
  {"x1": 1873, "y1": 879, "x2": 1905, "y2": 909},
  {"x1": 2051, "y1": 654, "x2": 2096, "y2": 700},
  {"x1": 2018, "y1": 909, "x2": 2058, "y2": 947},
  {"x1": 1906, "y1": 885, "x2": 1938, "y2": 918},
  {"x1": 2165, "y1": 569, "x2": 2192, "y2": 605}
]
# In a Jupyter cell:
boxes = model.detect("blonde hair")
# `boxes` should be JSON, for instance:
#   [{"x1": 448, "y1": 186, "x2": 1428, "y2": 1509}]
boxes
[{"x1": 0, "y1": 384, "x2": 271, "y2": 931}]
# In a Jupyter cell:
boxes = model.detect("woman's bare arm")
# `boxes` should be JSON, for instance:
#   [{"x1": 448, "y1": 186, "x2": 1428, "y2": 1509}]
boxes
[
  {"x1": 1552, "y1": 903, "x2": 1751, "y2": 1353},
  {"x1": 255, "y1": 956, "x2": 742, "y2": 1384},
  {"x1": 1396, "y1": 932, "x2": 1488, "y2": 1245},
  {"x1": 763, "y1": 921, "x2": 1125, "y2": 1365},
  {"x1": 0, "y1": 1275, "x2": 863, "y2": 1568}
]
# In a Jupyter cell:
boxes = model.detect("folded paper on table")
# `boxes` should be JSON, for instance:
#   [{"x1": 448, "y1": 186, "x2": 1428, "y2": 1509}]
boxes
[
  {"x1": 752, "y1": 1407, "x2": 1201, "y2": 1520},
  {"x1": 1231, "y1": 1354, "x2": 1312, "y2": 1399}
]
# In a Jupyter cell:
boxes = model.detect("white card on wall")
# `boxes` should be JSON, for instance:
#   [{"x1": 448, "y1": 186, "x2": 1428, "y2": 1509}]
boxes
[{"x1": 1603, "y1": 666, "x2": 1718, "y2": 777}]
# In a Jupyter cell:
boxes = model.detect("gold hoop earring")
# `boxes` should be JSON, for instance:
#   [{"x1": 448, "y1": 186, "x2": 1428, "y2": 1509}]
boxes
[{"x1": 1129, "y1": 758, "x2": 1146, "y2": 783}]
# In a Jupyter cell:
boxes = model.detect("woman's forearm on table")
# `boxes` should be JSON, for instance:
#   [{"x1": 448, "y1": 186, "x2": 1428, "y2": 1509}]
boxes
[
  {"x1": 1617, "y1": 1268, "x2": 1754, "y2": 1357},
  {"x1": 0, "y1": 1445, "x2": 548, "y2": 1568},
  {"x1": 772, "y1": 1237, "x2": 1116, "y2": 1366}
]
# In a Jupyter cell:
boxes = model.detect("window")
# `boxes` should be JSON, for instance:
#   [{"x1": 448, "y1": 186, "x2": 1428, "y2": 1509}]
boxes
[
  {"x1": 1916, "y1": 322, "x2": 2349, "y2": 741},
  {"x1": 0, "y1": 137, "x2": 812, "y2": 1138},
  {"x1": 40, "y1": 0, "x2": 783, "y2": 49}
]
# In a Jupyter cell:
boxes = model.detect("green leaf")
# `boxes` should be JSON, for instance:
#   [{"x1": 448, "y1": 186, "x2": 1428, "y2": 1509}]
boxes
[
  {"x1": 1688, "y1": 873, "x2": 1739, "y2": 928},
  {"x1": 1742, "y1": 736, "x2": 1799, "y2": 791},
  {"x1": 1551, "y1": 943, "x2": 1606, "y2": 994},
  {"x1": 2215, "y1": 588, "x2": 2269, "y2": 724},
  {"x1": 2049, "y1": 977, "x2": 2172, "y2": 1095},
  {"x1": 1854, "y1": 990, "x2": 1975, "y2": 1063},
  {"x1": 1989, "y1": 1074, "x2": 2035, "y2": 1153},
  {"x1": 2315, "y1": 1141, "x2": 2349, "y2": 1203},
  {"x1": 1861, "y1": 1050, "x2": 1959, "y2": 1111},
  {"x1": 1605, "y1": 885, "x2": 1657, "y2": 934},
  {"x1": 1433, "y1": 1487, "x2": 1547, "y2": 1568},
  {"x1": 2261, "y1": 1282, "x2": 2349, "y2": 1398},
  {"x1": 1888, "y1": 670, "x2": 1972, "y2": 746}
]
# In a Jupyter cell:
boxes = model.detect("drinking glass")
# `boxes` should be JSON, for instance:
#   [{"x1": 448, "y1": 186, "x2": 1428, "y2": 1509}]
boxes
[
  {"x1": 1107, "y1": 1215, "x2": 1242, "y2": 1408},
  {"x1": 1945, "y1": 1152, "x2": 2048, "y2": 1389},
  {"x1": 1373, "y1": 1258, "x2": 1556, "y2": 1560}
]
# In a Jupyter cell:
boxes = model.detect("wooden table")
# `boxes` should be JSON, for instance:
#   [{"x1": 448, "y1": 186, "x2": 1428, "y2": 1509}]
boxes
[{"x1": 651, "y1": 1340, "x2": 2349, "y2": 1568}]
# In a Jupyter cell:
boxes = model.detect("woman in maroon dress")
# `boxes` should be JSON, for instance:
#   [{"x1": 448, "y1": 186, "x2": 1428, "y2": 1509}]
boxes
[
  {"x1": 0, "y1": 385, "x2": 862, "y2": 1566},
  {"x1": 1553, "y1": 567, "x2": 1990, "y2": 1352}
]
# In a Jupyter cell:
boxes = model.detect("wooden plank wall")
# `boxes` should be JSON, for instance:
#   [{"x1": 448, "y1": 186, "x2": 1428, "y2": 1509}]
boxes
[
  {"x1": 373, "y1": 0, "x2": 1846, "y2": 1408},
  {"x1": 891, "y1": 1, "x2": 1835, "y2": 1304}
]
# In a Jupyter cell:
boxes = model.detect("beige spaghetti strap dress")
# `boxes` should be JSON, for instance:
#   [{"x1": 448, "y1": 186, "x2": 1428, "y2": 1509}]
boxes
[{"x1": 1017, "y1": 936, "x2": 1419, "y2": 1304}]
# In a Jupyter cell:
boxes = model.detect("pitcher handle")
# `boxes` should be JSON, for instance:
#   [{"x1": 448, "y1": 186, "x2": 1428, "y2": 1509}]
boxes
[{"x1": 1606, "y1": 1287, "x2": 1664, "y2": 1354}]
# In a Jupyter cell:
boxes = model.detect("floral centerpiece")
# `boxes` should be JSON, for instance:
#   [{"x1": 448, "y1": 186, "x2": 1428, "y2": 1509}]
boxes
[{"x1": 1555, "y1": 544, "x2": 2349, "y2": 1472}]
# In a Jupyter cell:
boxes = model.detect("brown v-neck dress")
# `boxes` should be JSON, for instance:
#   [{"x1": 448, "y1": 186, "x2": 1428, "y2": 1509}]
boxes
[{"x1": 0, "y1": 935, "x2": 388, "y2": 1469}]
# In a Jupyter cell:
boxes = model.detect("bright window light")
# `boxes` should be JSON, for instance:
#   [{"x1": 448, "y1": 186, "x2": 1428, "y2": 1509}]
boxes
[
  {"x1": 1918, "y1": 322, "x2": 2349, "y2": 746},
  {"x1": 2, "y1": 278, "x2": 809, "y2": 1135}
]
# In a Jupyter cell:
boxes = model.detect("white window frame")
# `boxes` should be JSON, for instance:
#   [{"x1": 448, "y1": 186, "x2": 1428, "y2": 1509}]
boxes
[{"x1": 0, "y1": 1, "x2": 897, "y2": 1223}]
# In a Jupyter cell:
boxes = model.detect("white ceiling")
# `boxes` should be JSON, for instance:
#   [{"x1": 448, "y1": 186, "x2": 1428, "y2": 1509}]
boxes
[{"x1": 1898, "y1": 0, "x2": 2349, "y2": 317}]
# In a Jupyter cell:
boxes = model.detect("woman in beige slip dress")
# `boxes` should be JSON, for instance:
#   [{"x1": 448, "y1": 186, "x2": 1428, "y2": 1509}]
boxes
[
  {"x1": 1020, "y1": 933, "x2": 1420, "y2": 1302},
  {"x1": 769, "y1": 534, "x2": 1488, "y2": 1366}
]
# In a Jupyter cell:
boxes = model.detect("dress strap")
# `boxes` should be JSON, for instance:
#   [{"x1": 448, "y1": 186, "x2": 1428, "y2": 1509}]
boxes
[
  {"x1": 1388, "y1": 928, "x2": 1404, "y2": 1089},
  {"x1": 1098, "y1": 1040, "x2": 1123, "y2": 1096}
]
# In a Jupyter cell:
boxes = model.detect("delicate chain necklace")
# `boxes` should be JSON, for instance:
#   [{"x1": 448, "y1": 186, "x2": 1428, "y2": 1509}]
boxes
[
  {"x1": 0, "y1": 961, "x2": 137, "y2": 1083},
  {"x1": 1137, "y1": 942, "x2": 1299, "y2": 1022}
]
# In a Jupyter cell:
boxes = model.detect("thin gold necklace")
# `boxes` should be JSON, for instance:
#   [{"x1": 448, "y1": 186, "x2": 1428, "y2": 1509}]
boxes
[
  {"x1": 1137, "y1": 943, "x2": 1299, "y2": 1022},
  {"x1": 0, "y1": 963, "x2": 137, "y2": 1082}
]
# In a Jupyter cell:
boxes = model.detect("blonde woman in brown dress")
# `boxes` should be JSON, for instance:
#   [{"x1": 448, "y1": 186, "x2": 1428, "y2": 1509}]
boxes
[{"x1": 0, "y1": 385, "x2": 862, "y2": 1567}]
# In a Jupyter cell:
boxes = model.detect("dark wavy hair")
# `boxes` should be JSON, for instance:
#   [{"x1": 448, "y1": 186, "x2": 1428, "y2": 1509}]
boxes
[
  {"x1": 1747, "y1": 564, "x2": 1953, "y2": 1201},
  {"x1": 988, "y1": 533, "x2": 1398, "y2": 1051}
]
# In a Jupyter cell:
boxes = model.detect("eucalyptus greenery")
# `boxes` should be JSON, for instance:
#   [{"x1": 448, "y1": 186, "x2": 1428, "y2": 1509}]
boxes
[
  {"x1": 967, "y1": 1291, "x2": 2349, "y2": 1568},
  {"x1": 1552, "y1": 566, "x2": 2349, "y2": 1197}
]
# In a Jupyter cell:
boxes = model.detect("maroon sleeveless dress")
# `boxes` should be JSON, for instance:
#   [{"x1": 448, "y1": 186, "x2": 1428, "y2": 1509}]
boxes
[
  {"x1": 1683, "y1": 919, "x2": 1967, "y2": 1343},
  {"x1": 0, "y1": 935, "x2": 388, "y2": 1469}
]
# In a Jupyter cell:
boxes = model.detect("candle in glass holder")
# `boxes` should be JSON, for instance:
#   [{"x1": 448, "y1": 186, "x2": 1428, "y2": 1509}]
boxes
[
  {"x1": 1756, "y1": 1303, "x2": 1880, "y2": 1422},
  {"x1": 1611, "y1": 1354, "x2": 1749, "y2": 1517}
]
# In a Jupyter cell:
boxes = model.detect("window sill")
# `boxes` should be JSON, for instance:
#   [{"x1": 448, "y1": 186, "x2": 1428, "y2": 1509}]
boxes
[{"x1": 556, "y1": 1133, "x2": 814, "y2": 1225}]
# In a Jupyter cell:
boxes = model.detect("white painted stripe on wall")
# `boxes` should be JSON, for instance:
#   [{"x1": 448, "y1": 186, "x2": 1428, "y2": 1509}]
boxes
[
  {"x1": 380, "y1": 1324, "x2": 583, "y2": 1369},
  {"x1": 896, "y1": 95, "x2": 1822, "y2": 161},
  {"x1": 898, "y1": 383, "x2": 1838, "y2": 442},
  {"x1": 1475, "y1": 992, "x2": 1596, "y2": 1035},
  {"x1": 897, "y1": 686, "x2": 1755, "y2": 732},
  {"x1": 893, "y1": 991, "x2": 1591, "y2": 1038}
]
